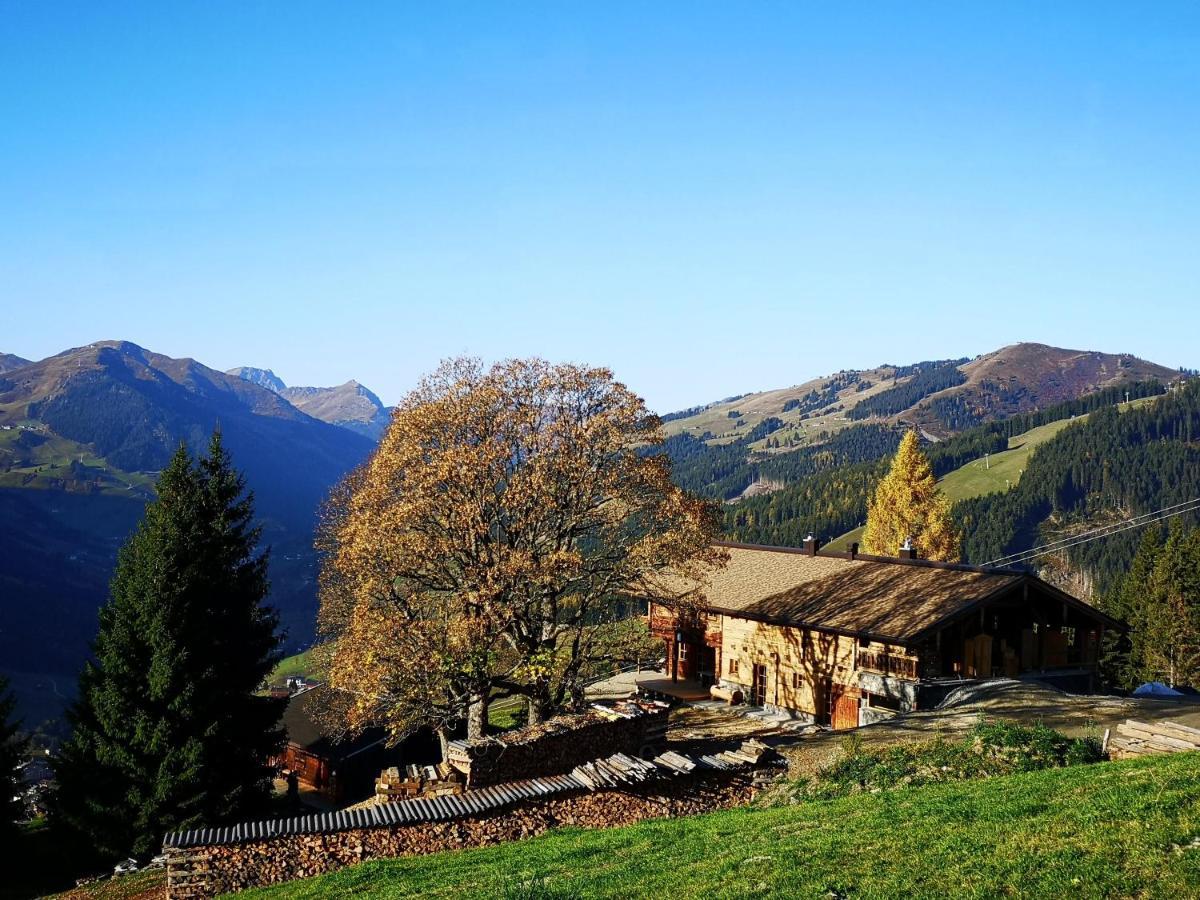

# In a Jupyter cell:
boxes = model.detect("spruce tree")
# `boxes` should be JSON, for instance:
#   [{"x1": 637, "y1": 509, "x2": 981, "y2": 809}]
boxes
[
  {"x1": 0, "y1": 676, "x2": 27, "y2": 840},
  {"x1": 861, "y1": 430, "x2": 960, "y2": 561},
  {"x1": 1144, "y1": 521, "x2": 1200, "y2": 689},
  {"x1": 1101, "y1": 527, "x2": 1164, "y2": 689},
  {"x1": 54, "y1": 432, "x2": 284, "y2": 858}
]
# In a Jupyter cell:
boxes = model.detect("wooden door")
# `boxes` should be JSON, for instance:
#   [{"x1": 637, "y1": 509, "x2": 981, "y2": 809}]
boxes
[
  {"x1": 831, "y1": 687, "x2": 860, "y2": 731},
  {"x1": 751, "y1": 663, "x2": 768, "y2": 706}
]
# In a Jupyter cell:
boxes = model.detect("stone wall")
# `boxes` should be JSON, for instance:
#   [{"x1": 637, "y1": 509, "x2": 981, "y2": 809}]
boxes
[
  {"x1": 448, "y1": 705, "x2": 670, "y2": 787},
  {"x1": 166, "y1": 773, "x2": 752, "y2": 898}
]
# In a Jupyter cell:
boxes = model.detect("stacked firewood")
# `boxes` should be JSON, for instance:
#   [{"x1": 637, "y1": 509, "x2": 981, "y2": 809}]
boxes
[
  {"x1": 1105, "y1": 719, "x2": 1200, "y2": 758},
  {"x1": 374, "y1": 763, "x2": 463, "y2": 799}
]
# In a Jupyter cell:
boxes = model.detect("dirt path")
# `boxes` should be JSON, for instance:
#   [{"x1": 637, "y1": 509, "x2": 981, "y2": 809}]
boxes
[{"x1": 774, "y1": 679, "x2": 1200, "y2": 776}]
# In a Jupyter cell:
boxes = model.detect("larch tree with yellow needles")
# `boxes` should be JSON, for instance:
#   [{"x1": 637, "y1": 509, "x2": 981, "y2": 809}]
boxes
[
  {"x1": 316, "y1": 358, "x2": 724, "y2": 751},
  {"x1": 862, "y1": 430, "x2": 960, "y2": 562}
]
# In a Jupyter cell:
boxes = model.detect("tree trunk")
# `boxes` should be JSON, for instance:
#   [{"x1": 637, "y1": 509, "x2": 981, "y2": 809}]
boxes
[
  {"x1": 467, "y1": 690, "x2": 488, "y2": 741},
  {"x1": 436, "y1": 727, "x2": 450, "y2": 762},
  {"x1": 527, "y1": 694, "x2": 547, "y2": 725}
]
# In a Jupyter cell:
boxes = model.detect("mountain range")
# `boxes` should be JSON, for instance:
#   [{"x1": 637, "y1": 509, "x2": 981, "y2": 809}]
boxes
[
  {"x1": 0, "y1": 339, "x2": 1188, "y2": 732},
  {"x1": 225, "y1": 367, "x2": 392, "y2": 440},
  {"x1": 0, "y1": 341, "x2": 380, "y2": 732}
]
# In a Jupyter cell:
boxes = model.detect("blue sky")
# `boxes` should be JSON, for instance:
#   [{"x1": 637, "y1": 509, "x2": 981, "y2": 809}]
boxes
[{"x1": 2, "y1": 3, "x2": 1198, "y2": 411}]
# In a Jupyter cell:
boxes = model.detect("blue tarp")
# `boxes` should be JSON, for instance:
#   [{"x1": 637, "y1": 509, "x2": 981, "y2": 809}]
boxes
[{"x1": 1132, "y1": 681, "x2": 1184, "y2": 697}]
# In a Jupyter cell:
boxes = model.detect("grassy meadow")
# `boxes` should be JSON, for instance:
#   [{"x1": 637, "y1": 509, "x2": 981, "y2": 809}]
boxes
[{"x1": 237, "y1": 751, "x2": 1200, "y2": 899}]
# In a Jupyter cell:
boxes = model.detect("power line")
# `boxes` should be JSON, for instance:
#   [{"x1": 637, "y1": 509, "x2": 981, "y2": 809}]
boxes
[
  {"x1": 983, "y1": 497, "x2": 1200, "y2": 568},
  {"x1": 986, "y1": 500, "x2": 1200, "y2": 568},
  {"x1": 985, "y1": 497, "x2": 1200, "y2": 565}
]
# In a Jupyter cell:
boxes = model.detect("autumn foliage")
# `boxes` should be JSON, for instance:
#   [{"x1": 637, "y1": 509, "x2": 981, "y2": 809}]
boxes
[
  {"x1": 862, "y1": 430, "x2": 960, "y2": 562},
  {"x1": 317, "y1": 358, "x2": 724, "y2": 746}
]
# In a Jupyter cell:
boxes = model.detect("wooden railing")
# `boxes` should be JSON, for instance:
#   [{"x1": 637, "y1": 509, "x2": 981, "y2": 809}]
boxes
[{"x1": 858, "y1": 649, "x2": 920, "y2": 681}]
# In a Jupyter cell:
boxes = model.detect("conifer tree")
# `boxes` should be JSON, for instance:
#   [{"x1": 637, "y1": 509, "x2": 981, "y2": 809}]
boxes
[
  {"x1": 1101, "y1": 527, "x2": 1163, "y2": 689},
  {"x1": 1142, "y1": 520, "x2": 1200, "y2": 688},
  {"x1": 53, "y1": 433, "x2": 284, "y2": 858},
  {"x1": 0, "y1": 676, "x2": 27, "y2": 840},
  {"x1": 861, "y1": 429, "x2": 960, "y2": 561}
]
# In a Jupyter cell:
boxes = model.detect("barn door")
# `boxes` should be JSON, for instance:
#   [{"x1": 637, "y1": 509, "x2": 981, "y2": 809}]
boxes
[{"x1": 830, "y1": 687, "x2": 860, "y2": 730}]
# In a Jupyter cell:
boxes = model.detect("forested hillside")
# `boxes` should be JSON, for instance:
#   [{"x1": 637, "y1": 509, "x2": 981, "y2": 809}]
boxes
[
  {"x1": 662, "y1": 375, "x2": 1187, "y2": 597},
  {"x1": 956, "y1": 381, "x2": 1200, "y2": 593}
]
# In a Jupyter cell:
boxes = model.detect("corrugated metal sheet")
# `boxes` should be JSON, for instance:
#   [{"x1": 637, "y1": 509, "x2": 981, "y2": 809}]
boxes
[{"x1": 164, "y1": 746, "x2": 752, "y2": 849}]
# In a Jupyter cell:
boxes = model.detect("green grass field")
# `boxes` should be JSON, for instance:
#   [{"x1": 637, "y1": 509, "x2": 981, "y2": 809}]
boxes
[
  {"x1": 270, "y1": 649, "x2": 321, "y2": 685},
  {"x1": 935, "y1": 416, "x2": 1084, "y2": 503},
  {"x1": 824, "y1": 418, "x2": 1079, "y2": 550},
  {"x1": 825, "y1": 406, "x2": 1138, "y2": 550},
  {"x1": 237, "y1": 752, "x2": 1200, "y2": 899}
]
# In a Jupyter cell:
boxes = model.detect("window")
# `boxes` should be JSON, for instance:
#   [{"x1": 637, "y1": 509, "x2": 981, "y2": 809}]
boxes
[
  {"x1": 1062, "y1": 626, "x2": 1076, "y2": 647},
  {"x1": 678, "y1": 642, "x2": 689, "y2": 660},
  {"x1": 791, "y1": 671, "x2": 803, "y2": 689},
  {"x1": 728, "y1": 659, "x2": 739, "y2": 675},
  {"x1": 865, "y1": 691, "x2": 903, "y2": 712},
  {"x1": 858, "y1": 636, "x2": 870, "y2": 649}
]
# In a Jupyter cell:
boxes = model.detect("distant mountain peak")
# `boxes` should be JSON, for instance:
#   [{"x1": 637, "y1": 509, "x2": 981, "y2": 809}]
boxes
[
  {"x1": 226, "y1": 366, "x2": 287, "y2": 394},
  {"x1": 226, "y1": 366, "x2": 390, "y2": 440},
  {"x1": 0, "y1": 351, "x2": 32, "y2": 373}
]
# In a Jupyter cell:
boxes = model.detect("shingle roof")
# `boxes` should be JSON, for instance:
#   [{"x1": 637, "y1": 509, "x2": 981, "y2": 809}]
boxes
[
  {"x1": 687, "y1": 543, "x2": 1025, "y2": 643},
  {"x1": 282, "y1": 686, "x2": 384, "y2": 759}
]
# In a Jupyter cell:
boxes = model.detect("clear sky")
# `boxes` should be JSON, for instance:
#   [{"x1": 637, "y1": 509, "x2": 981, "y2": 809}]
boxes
[{"x1": 2, "y1": 3, "x2": 1198, "y2": 412}]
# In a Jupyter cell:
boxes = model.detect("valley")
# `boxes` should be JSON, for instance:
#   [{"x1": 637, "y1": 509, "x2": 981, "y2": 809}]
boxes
[{"x1": 0, "y1": 339, "x2": 1191, "y2": 735}]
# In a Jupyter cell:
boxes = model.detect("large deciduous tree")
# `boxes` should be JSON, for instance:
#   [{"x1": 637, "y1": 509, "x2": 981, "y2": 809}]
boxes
[
  {"x1": 53, "y1": 433, "x2": 284, "y2": 858},
  {"x1": 862, "y1": 429, "x2": 960, "y2": 562},
  {"x1": 317, "y1": 358, "x2": 724, "y2": 747}
]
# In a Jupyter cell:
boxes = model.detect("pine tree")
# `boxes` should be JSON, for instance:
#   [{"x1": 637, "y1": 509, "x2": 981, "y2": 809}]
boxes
[
  {"x1": 0, "y1": 676, "x2": 27, "y2": 840},
  {"x1": 1101, "y1": 527, "x2": 1163, "y2": 689},
  {"x1": 861, "y1": 430, "x2": 960, "y2": 561},
  {"x1": 53, "y1": 433, "x2": 284, "y2": 858},
  {"x1": 1143, "y1": 521, "x2": 1200, "y2": 688}
]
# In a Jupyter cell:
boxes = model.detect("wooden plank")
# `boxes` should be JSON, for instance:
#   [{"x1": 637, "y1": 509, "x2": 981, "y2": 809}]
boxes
[
  {"x1": 1128, "y1": 719, "x2": 1200, "y2": 743},
  {"x1": 1116, "y1": 723, "x2": 1199, "y2": 751}
]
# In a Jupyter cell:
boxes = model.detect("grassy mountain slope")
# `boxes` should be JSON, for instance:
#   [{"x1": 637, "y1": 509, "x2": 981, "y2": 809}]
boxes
[
  {"x1": 0, "y1": 352, "x2": 32, "y2": 372},
  {"x1": 281, "y1": 381, "x2": 390, "y2": 440},
  {"x1": 911, "y1": 343, "x2": 1178, "y2": 436},
  {"x1": 661, "y1": 366, "x2": 900, "y2": 447},
  {"x1": 241, "y1": 752, "x2": 1200, "y2": 899},
  {"x1": 661, "y1": 344, "x2": 1178, "y2": 447}
]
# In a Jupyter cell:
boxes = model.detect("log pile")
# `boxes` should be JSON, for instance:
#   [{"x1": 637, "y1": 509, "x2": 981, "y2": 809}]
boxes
[
  {"x1": 446, "y1": 699, "x2": 671, "y2": 787},
  {"x1": 374, "y1": 763, "x2": 463, "y2": 799},
  {"x1": 166, "y1": 773, "x2": 754, "y2": 898},
  {"x1": 1105, "y1": 719, "x2": 1200, "y2": 759}
]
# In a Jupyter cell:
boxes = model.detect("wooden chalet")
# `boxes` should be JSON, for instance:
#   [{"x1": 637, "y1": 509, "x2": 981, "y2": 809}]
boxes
[
  {"x1": 646, "y1": 539, "x2": 1122, "y2": 729},
  {"x1": 276, "y1": 686, "x2": 407, "y2": 804}
]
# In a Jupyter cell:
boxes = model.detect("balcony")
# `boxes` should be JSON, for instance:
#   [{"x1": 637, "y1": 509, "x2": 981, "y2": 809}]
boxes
[{"x1": 858, "y1": 649, "x2": 920, "y2": 681}]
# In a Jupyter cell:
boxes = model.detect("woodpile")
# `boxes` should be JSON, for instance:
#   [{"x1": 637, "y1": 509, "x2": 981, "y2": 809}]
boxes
[
  {"x1": 165, "y1": 849, "x2": 211, "y2": 899},
  {"x1": 167, "y1": 773, "x2": 755, "y2": 898},
  {"x1": 375, "y1": 763, "x2": 463, "y2": 799},
  {"x1": 1105, "y1": 719, "x2": 1200, "y2": 758}
]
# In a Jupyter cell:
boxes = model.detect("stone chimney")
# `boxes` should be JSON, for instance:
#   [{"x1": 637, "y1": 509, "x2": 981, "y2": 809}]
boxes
[
  {"x1": 803, "y1": 534, "x2": 821, "y2": 556},
  {"x1": 898, "y1": 537, "x2": 918, "y2": 560}
]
